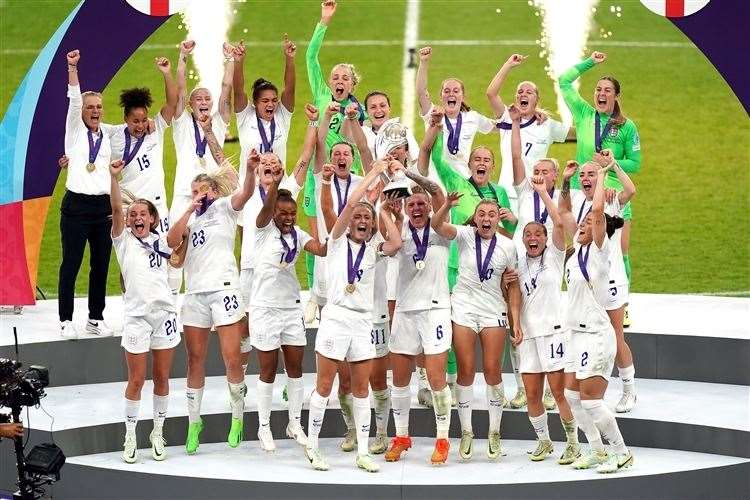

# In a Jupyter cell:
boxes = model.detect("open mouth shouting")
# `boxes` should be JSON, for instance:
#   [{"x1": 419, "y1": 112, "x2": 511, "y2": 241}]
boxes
[
  {"x1": 334, "y1": 83, "x2": 346, "y2": 99},
  {"x1": 354, "y1": 222, "x2": 369, "y2": 238},
  {"x1": 132, "y1": 218, "x2": 146, "y2": 235},
  {"x1": 581, "y1": 178, "x2": 593, "y2": 194},
  {"x1": 595, "y1": 96, "x2": 608, "y2": 111},
  {"x1": 336, "y1": 160, "x2": 348, "y2": 175},
  {"x1": 518, "y1": 97, "x2": 529, "y2": 112}
]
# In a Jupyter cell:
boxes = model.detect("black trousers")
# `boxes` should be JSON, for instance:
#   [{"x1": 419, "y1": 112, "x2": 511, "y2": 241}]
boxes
[{"x1": 58, "y1": 190, "x2": 112, "y2": 322}]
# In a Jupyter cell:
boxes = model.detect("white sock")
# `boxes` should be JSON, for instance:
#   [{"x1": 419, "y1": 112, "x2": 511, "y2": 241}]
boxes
[
  {"x1": 257, "y1": 379, "x2": 274, "y2": 428},
  {"x1": 228, "y1": 381, "x2": 246, "y2": 420},
  {"x1": 582, "y1": 399, "x2": 628, "y2": 455},
  {"x1": 391, "y1": 385, "x2": 411, "y2": 437},
  {"x1": 456, "y1": 384, "x2": 473, "y2": 433},
  {"x1": 432, "y1": 386, "x2": 452, "y2": 439},
  {"x1": 167, "y1": 267, "x2": 182, "y2": 295},
  {"x1": 241, "y1": 363, "x2": 248, "y2": 376},
  {"x1": 286, "y1": 376, "x2": 304, "y2": 429},
  {"x1": 486, "y1": 383, "x2": 504, "y2": 433},
  {"x1": 619, "y1": 365, "x2": 636, "y2": 393},
  {"x1": 152, "y1": 394, "x2": 169, "y2": 434},
  {"x1": 186, "y1": 387, "x2": 204, "y2": 424},
  {"x1": 529, "y1": 412, "x2": 550, "y2": 441},
  {"x1": 339, "y1": 392, "x2": 354, "y2": 431},
  {"x1": 125, "y1": 398, "x2": 140, "y2": 436},
  {"x1": 417, "y1": 367, "x2": 430, "y2": 391},
  {"x1": 561, "y1": 416, "x2": 579, "y2": 444},
  {"x1": 353, "y1": 395, "x2": 371, "y2": 456},
  {"x1": 447, "y1": 372, "x2": 457, "y2": 385},
  {"x1": 565, "y1": 389, "x2": 604, "y2": 453},
  {"x1": 509, "y1": 343, "x2": 523, "y2": 390},
  {"x1": 307, "y1": 391, "x2": 328, "y2": 450},
  {"x1": 372, "y1": 388, "x2": 391, "y2": 436}
]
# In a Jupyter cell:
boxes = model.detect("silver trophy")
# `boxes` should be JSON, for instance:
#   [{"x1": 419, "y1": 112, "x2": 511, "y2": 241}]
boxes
[{"x1": 375, "y1": 119, "x2": 411, "y2": 199}]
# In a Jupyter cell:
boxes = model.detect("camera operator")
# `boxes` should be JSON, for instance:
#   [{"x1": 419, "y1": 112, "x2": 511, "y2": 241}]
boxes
[{"x1": 0, "y1": 422, "x2": 24, "y2": 439}]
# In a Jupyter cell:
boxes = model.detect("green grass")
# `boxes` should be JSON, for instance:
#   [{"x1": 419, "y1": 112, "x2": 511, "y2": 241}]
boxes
[{"x1": 1, "y1": 0, "x2": 748, "y2": 298}]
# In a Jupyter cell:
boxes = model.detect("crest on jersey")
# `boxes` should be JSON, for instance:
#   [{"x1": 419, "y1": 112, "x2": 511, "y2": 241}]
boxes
[
  {"x1": 640, "y1": 0, "x2": 711, "y2": 18},
  {"x1": 126, "y1": 0, "x2": 190, "y2": 16}
]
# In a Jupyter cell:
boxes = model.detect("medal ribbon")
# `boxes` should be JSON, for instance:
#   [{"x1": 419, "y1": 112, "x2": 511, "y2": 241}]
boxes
[
  {"x1": 576, "y1": 201, "x2": 592, "y2": 224},
  {"x1": 257, "y1": 115, "x2": 276, "y2": 153},
  {"x1": 333, "y1": 175, "x2": 351, "y2": 215},
  {"x1": 409, "y1": 220, "x2": 430, "y2": 264},
  {"x1": 495, "y1": 115, "x2": 537, "y2": 130},
  {"x1": 533, "y1": 188, "x2": 554, "y2": 224},
  {"x1": 475, "y1": 231, "x2": 497, "y2": 282},
  {"x1": 578, "y1": 243, "x2": 592, "y2": 282},
  {"x1": 135, "y1": 233, "x2": 171, "y2": 259},
  {"x1": 444, "y1": 113, "x2": 463, "y2": 155},
  {"x1": 87, "y1": 129, "x2": 103, "y2": 165},
  {"x1": 594, "y1": 112, "x2": 614, "y2": 152},
  {"x1": 279, "y1": 228, "x2": 298, "y2": 265},
  {"x1": 347, "y1": 239, "x2": 366, "y2": 286},
  {"x1": 122, "y1": 127, "x2": 145, "y2": 166},
  {"x1": 191, "y1": 115, "x2": 208, "y2": 159}
]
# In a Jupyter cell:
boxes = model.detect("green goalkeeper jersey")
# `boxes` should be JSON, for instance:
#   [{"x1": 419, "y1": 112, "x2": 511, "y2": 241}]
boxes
[{"x1": 559, "y1": 58, "x2": 642, "y2": 190}]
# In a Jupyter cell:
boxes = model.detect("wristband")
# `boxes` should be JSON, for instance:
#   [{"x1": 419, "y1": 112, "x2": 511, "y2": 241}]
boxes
[
  {"x1": 321, "y1": 180, "x2": 331, "y2": 185},
  {"x1": 308, "y1": 120, "x2": 319, "y2": 127},
  {"x1": 224, "y1": 56, "x2": 234, "y2": 63}
]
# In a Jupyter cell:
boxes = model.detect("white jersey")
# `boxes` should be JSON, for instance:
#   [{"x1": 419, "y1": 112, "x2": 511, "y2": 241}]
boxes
[
  {"x1": 237, "y1": 103, "x2": 292, "y2": 170},
  {"x1": 325, "y1": 232, "x2": 382, "y2": 315},
  {"x1": 64, "y1": 85, "x2": 112, "y2": 195},
  {"x1": 452, "y1": 225, "x2": 517, "y2": 318},
  {"x1": 497, "y1": 108, "x2": 568, "y2": 198},
  {"x1": 422, "y1": 104, "x2": 496, "y2": 177},
  {"x1": 108, "y1": 112, "x2": 168, "y2": 212},
  {"x1": 605, "y1": 197, "x2": 628, "y2": 287},
  {"x1": 172, "y1": 109, "x2": 228, "y2": 198},
  {"x1": 183, "y1": 196, "x2": 240, "y2": 294},
  {"x1": 518, "y1": 244, "x2": 565, "y2": 339},
  {"x1": 513, "y1": 178, "x2": 560, "y2": 249},
  {"x1": 251, "y1": 221, "x2": 312, "y2": 309},
  {"x1": 372, "y1": 256, "x2": 389, "y2": 324},
  {"x1": 312, "y1": 172, "x2": 364, "y2": 298},
  {"x1": 239, "y1": 178, "x2": 302, "y2": 270},
  {"x1": 565, "y1": 238, "x2": 612, "y2": 332},
  {"x1": 394, "y1": 222, "x2": 451, "y2": 312},
  {"x1": 363, "y1": 120, "x2": 419, "y2": 164},
  {"x1": 571, "y1": 189, "x2": 592, "y2": 229},
  {"x1": 112, "y1": 228, "x2": 174, "y2": 317}
]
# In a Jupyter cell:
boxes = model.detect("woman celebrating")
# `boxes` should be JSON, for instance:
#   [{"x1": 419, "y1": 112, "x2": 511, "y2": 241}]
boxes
[
  {"x1": 486, "y1": 53, "x2": 570, "y2": 212},
  {"x1": 251, "y1": 163, "x2": 327, "y2": 452},
  {"x1": 560, "y1": 162, "x2": 633, "y2": 474},
  {"x1": 417, "y1": 46, "x2": 497, "y2": 177},
  {"x1": 305, "y1": 162, "x2": 402, "y2": 473},
  {"x1": 432, "y1": 193, "x2": 523, "y2": 461},
  {"x1": 168, "y1": 40, "x2": 234, "y2": 292},
  {"x1": 560, "y1": 158, "x2": 637, "y2": 413},
  {"x1": 59, "y1": 49, "x2": 113, "y2": 339},
  {"x1": 109, "y1": 159, "x2": 179, "y2": 464},
  {"x1": 166, "y1": 121, "x2": 255, "y2": 455},
  {"x1": 559, "y1": 51, "x2": 641, "y2": 324},
  {"x1": 107, "y1": 57, "x2": 178, "y2": 235},
  {"x1": 360, "y1": 91, "x2": 419, "y2": 165}
]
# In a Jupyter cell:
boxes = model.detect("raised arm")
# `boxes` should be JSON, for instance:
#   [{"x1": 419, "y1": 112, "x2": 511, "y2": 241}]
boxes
[
  {"x1": 343, "y1": 103, "x2": 373, "y2": 171},
  {"x1": 415, "y1": 46, "x2": 432, "y2": 116},
  {"x1": 67, "y1": 49, "x2": 80, "y2": 87},
  {"x1": 486, "y1": 54, "x2": 526, "y2": 117},
  {"x1": 610, "y1": 156, "x2": 636, "y2": 205},
  {"x1": 197, "y1": 114, "x2": 225, "y2": 164},
  {"x1": 290, "y1": 104, "x2": 320, "y2": 187},
  {"x1": 559, "y1": 51, "x2": 605, "y2": 118},
  {"x1": 231, "y1": 149, "x2": 258, "y2": 211},
  {"x1": 330, "y1": 161, "x2": 385, "y2": 240},
  {"x1": 306, "y1": 0, "x2": 336, "y2": 99},
  {"x1": 167, "y1": 196, "x2": 199, "y2": 249},
  {"x1": 404, "y1": 168, "x2": 445, "y2": 210},
  {"x1": 530, "y1": 175, "x2": 564, "y2": 251},
  {"x1": 174, "y1": 40, "x2": 195, "y2": 118},
  {"x1": 378, "y1": 194, "x2": 404, "y2": 256},
  {"x1": 558, "y1": 160, "x2": 579, "y2": 237},
  {"x1": 232, "y1": 40, "x2": 248, "y2": 113},
  {"x1": 65, "y1": 50, "x2": 82, "y2": 152},
  {"x1": 315, "y1": 102, "x2": 339, "y2": 173},
  {"x1": 256, "y1": 162, "x2": 284, "y2": 228},
  {"x1": 319, "y1": 163, "x2": 338, "y2": 233},
  {"x1": 508, "y1": 103, "x2": 526, "y2": 185},
  {"x1": 416, "y1": 107, "x2": 443, "y2": 176},
  {"x1": 281, "y1": 34, "x2": 297, "y2": 112},
  {"x1": 218, "y1": 42, "x2": 235, "y2": 124},
  {"x1": 430, "y1": 191, "x2": 461, "y2": 240},
  {"x1": 109, "y1": 160, "x2": 126, "y2": 238},
  {"x1": 591, "y1": 164, "x2": 608, "y2": 248},
  {"x1": 155, "y1": 57, "x2": 178, "y2": 123}
]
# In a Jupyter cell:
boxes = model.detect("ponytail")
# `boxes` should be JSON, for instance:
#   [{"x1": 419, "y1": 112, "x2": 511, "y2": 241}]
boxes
[{"x1": 193, "y1": 159, "x2": 239, "y2": 197}]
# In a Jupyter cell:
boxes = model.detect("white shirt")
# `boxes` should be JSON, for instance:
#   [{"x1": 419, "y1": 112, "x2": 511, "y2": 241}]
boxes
[
  {"x1": 513, "y1": 179, "x2": 560, "y2": 249},
  {"x1": 372, "y1": 255, "x2": 389, "y2": 324},
  {"x1": 452, "y1": 225, "x2": 517, "y2": 318},
  {"x1": 325, "y1": 232, "x2": 382, "y2": 316},
  {"x1": 571, "y1": 189, "x2": 592, "y2": 229},
  {"x1": 64, "y1": 85, "x2": 112, "y2": 195},
  {"x1": 183, "y1": 196, "x2": 240, "y2": 294},
  {"x1": 519, "y1": 244, "x2": 565, "y2": 339},
  {"x1": 251, "y1": 221, "x2": 312, "y2": 309},
  {"x1": 497, "y1": 109, "x2": 568, "y2": 198},
  {"x1": 422, "y1": 104, "x2": 496, "y2": 177},
  {"x1": 237, "y1": 103, "x2": 292, "y2": 170},
  {"x1": 363, "y1": 119, "x2": 419, "y2": 164},
  {"x1": 112, "y1": 228, "x2": 174, "y2": 317},
  {"x1": 394, "y1": 222, "x2": 451, "y2": 312},
  {"x1": 108, "y1": 112, "x2": 168, "y2": 209},
  {"x1": 239, "y1": 178, "x2": 302, "y2": 270},
  {"x1": 605, "y1": 198, "x2": 628, "y2": 287},
  {"x1": 172, "y1": 110, "x2": 228, "y2": 198},
  {"x1": 565, "y1": 238, "x2": 612, "y2": 332}
]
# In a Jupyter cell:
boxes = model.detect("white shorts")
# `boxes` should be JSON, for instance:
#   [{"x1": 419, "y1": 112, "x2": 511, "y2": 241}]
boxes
[
  {"x1": 312, "y1": 255, "x2": 328, "y2": 300},
  {"x1": 152, "y1": 198, "x2": 170, "y2": 236},
  {"x1": 121, "y1": 310, "x2": 180, "y2": 354},
  {"x1": 605, "y1": 282, "x2": 629, "y2": 311},
  {"x1": 181, "y1": 288, "x2": 245, "y2": 329},
  {"x1": 370, "y1": 321, "x2": 390, "y2": 358},
  {"x1": 390, "y1": 308, "x2": 452, "y2": 356},
  {"x1": 563, "y1": 330, "x2": 575, "y2": 373},
  {"x1": 452, "y1": 307, "x2": 508, "y2": 334},
  {"x1": 240, "y1": 268, "x2": 255, "y2": 313},
  {"x1": 386, "y1": 257, "x2": 399, "y2": 301},
  {"x1": 519, "y1": 329, "x2": 568, "y2": 374},
  {"x1": 251, "y1": 306, "x2": 306, "y2": 351},
  {"x1": 315, "y1": 303, "x2": 375, "y2": 362},
  {"x1": 572, "y1": 326, "x2": 616, "y2": 380}
]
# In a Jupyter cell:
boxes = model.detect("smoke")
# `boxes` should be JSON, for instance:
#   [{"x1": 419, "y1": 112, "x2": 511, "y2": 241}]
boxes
[
  {"x1": 532, "y1": 0, "x2": 599, "y2": 126},
  {"x1": 182, "y1": 0, "x2": 235, "y2": 112}
]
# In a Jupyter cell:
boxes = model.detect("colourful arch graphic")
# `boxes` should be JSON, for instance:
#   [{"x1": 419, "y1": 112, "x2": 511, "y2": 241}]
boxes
[{"x1": 0, "y1": 0, "x2": 170, "y2": 305}]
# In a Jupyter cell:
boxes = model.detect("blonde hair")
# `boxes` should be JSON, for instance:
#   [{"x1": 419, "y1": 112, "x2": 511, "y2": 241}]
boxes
[
  {"x1": 331, "y1": 63, "x2": 360, "y2": 87},
  {"x1": 81, "y1": 91, "x2": 102, "y2": 100},
  {"x1": 536, "y1": 158, "x2": 559, "y2": 171},
  {"x1": 193, "y1": 159, "x2": 239, "y2": 197}
]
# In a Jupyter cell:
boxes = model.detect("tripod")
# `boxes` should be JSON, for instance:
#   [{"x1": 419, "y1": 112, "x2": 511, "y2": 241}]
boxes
[{"x1": 9, "y1": 405, "x2": 37, "y2": 500}]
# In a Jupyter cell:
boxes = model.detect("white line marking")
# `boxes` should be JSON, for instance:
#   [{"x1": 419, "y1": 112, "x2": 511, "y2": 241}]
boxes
[
  {"x1": 686, "y1": 290, "x2": 750, "y2": 297},
  {"x1": 401, "y1": 0, "x2": 420, "y2": 129},
  {"x1": 0, "y1": 39, "x2": 694, "y2": 55}
]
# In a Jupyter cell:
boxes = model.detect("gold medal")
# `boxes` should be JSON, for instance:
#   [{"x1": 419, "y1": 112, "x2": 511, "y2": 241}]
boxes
[
  {"x1": 415, "y1": 260, "x2": 426, "y2": 271},
  {"x1": 86, "y1": 162, "x2": 96, "y2": 173},
  {"x1": 199, "y1": 156, "x2": 206, "y2": 167},
  {"x1": 345, "y1": 283, "x2": 356, "y2": 294}
]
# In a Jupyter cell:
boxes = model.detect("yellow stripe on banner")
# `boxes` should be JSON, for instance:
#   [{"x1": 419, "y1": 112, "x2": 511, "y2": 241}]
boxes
[{"x1": 22, "y1": 197, "x2": 52, "y2": 295}]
